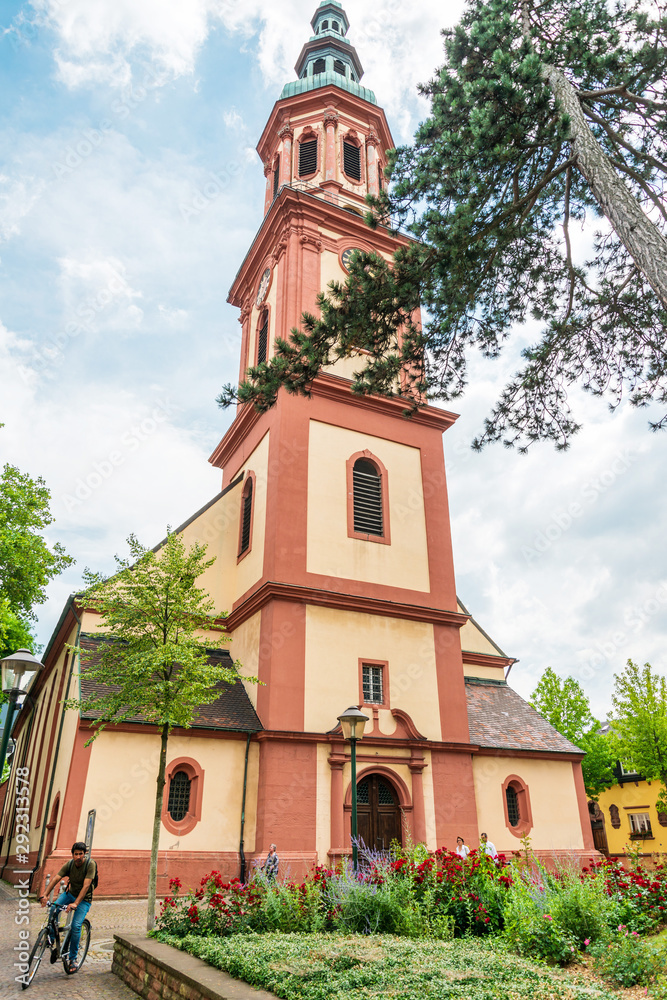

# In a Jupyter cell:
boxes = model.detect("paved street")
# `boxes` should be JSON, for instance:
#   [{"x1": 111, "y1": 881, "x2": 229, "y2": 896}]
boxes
[{"x1": 0, "y1": 881, "x2": 145, "y2": 999}]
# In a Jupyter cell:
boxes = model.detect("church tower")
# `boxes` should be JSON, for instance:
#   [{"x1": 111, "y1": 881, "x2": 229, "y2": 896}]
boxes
[
  {"x1": 0, "y1": 2, "x2": 596, "y2": 895},
  {"x1": 209, "y1": 0, "x2": 482, "y2": 864}
]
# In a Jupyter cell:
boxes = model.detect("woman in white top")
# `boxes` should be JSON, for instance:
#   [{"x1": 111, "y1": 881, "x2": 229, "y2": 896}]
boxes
[{"x1": 455, "y1": 836, "x2": 470, "y2": 858}]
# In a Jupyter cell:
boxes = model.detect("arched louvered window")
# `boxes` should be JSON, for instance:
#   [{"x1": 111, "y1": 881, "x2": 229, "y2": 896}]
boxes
[
  {"x1": 333, "y1": 59, "x2": 345, "y2": 76},
  {"x1": 505, "y1": 785, "x2": 519, "y2": 826},
  {"x1": 313, "y1": 57, "x2": 326, "y2": 74},
  {"x1": 299, "y1": 136, "x2": 318, "y2": 177},
  {"x1": 353, "y1": 459, "x2": 382, "y2": 536},
  {"x1": 321, "y1": 19, "x2": 329, "y2": 29},
  {"x1": 239, "y1": 476, "x2": 253, "y2": 556},
  {"x1": 343, "y1": 139, "x2": 361, "y2": 181},
  {"x1": 257, "y1": 310, "x2": 269, "y2": 364},
  {"x1": 332, "y1": 20, "x2": 339, "y2": 31},
  {"x1": 347, "y1": 451, "x2": 390, "y2": 544},
  {"x1": 167, "y1": 771, "x2": 191, "y2": 822},
  {"x1": 273, "y1": 159, "x2": 280, "y2": 199}
]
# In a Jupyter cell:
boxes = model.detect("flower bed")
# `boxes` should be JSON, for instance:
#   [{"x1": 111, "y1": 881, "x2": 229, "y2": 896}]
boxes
[{"x1": 153, "y1": 846, "x2": 667, "y2": 992}]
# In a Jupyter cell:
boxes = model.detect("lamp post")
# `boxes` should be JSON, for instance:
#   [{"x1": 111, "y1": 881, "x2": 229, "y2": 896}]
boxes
[
  {"x1": 337, "y1": 705, "x2": 369, "y2": 873},
  {"x1": 0, "y1": 649, "x2": 45, "y2": 779}
]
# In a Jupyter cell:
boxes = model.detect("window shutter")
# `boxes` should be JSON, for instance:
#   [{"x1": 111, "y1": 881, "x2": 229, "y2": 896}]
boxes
[
  {"x1": 343, "y1": 141, "x2": 361, "y2": 181},
  {"x1": 333, "y1": 59, "x2": 345, "y2": 76},
  {"x1": 273, "y1": 161, "x2": 280, "y2": 199},
  {"x1": 353, "y1": 459, "x2": 383, "y2": 535},
  {"x1": 299, "y1": 138, "x2": 318, "y2": 177},
  {"x1": 240, "y1": 480, "x2": 253, "y2": 555},
  {"x1": 257, "y1": 312, "x2": 269, "y2": 364},
  {"x1": 313, "y1": 58, "x2": 325, "y2": 74}
]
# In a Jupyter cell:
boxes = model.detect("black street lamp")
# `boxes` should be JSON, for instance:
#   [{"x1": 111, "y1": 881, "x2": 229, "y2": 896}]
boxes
[
  {"x1": 0, "y1": 649, "x2": 45, "y2": 779},
  {"x1": 337, "y1": 705, "x2": 369, "y2": 872}
]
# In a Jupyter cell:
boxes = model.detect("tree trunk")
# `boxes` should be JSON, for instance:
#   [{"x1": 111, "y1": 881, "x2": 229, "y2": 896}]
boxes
[
  {"x1": 146, "y1": 723, "x2": 169, "y2": 932},
  {"x1": 541, "y1": 63, "x2": 667, "y2": 311}
]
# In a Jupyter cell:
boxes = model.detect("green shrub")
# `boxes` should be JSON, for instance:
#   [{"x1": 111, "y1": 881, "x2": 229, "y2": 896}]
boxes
[
  {"x1": 590, "y1": 925, "x2": 665, "y2": 987},
  {"x1": 502, "y1": 876, "x2": 578, "y2": 965}
]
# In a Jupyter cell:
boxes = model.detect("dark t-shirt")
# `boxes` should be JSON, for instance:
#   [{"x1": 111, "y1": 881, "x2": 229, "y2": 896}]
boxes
[{"x1": 57, "y1": 859, "x2": 96, "y2": 903}]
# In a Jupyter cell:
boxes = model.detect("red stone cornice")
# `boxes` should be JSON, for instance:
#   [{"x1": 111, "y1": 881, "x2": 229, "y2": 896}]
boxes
[
  {"x1": 474, "y1": 745, "x2": 585, "y2": 762},
  {"x1": 225, "y1": 578, "x2": 469, "y2": 631},
  {"x1": 462, "y1": 650, "x2": 515, "y2": 670},
  {"x1": 257, "y1": 85, "x2": 394, "y2": 164},
  {"x1": 227, "y1": 185, "x2": 412, "y2": 308},
  {"x1": 208, "y1": 398, "x2": 270, "y2": 469},
  {"x1": 310, "y1": 373, "x2": 458, "y2": 431}
]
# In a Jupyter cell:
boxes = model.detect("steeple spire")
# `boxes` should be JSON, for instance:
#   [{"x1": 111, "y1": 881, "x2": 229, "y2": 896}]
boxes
[{"x1": 281, "y1": 2, "x2": 377, "y2": 105}]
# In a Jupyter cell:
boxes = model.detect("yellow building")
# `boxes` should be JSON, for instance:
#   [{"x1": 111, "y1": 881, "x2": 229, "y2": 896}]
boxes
[{"x1": 595, "y1": 765, "x2": 667, "y2": 857}]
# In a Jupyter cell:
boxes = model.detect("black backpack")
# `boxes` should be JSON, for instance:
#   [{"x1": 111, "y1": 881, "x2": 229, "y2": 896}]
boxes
[{"x1": 67, "y1": 858, "x2": 98, "y2": 889}]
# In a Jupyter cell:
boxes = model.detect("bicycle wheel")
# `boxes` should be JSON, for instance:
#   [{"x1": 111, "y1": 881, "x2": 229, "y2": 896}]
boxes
[
  {"x1": 63, "y1": 919, "x2": 91, "y2": 973},
  {"x1": 21, "y1": 928, "x2": 48, "y2": 989}
]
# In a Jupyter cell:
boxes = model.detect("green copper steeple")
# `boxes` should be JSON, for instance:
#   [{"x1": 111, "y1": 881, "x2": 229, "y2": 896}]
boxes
[{"x1": 280, "y1": 1, "x2": 377, "y2": 105}]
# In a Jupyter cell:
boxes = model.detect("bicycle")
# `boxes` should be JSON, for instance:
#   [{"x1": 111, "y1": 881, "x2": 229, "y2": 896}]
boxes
[{"x1": 22, "y1": 892, "x2": 91, "y2": 989}]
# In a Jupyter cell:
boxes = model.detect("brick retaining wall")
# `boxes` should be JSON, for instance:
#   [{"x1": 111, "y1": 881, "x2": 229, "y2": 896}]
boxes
[{"x1": 113, "y1": 933, "x2": 278, "y2": 1000}]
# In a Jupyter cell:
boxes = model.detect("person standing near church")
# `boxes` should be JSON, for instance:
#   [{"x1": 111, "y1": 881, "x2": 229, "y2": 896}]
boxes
[
  {"x1": 480, "y1": 832, "x2": 498, "y2": 859},
  {"x1": 455, "y1": 836, "x2": 469, "y2": 858},
  {"x1": 262, "y1": 844, "x2": 279, "y2": 880}
]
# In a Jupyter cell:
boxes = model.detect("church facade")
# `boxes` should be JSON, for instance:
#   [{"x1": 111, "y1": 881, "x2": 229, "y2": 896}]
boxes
[{"x1": 0, "y1": 2, "x2": 595, "y2": 896}]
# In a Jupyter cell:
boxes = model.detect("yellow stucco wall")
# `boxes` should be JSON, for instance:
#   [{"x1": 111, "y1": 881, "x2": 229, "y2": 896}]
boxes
[
  {"x1": 235, "y1": 431, "x2": 270, "y2": 600},
  {"x1": 463, "y1": 664, "x2": 506, "y2": 681},
  {"x1": 315, "y1": 743, "x2": 332, "y2": 861},
  {"x1": 80, "y1": 730, "x2": 259, "y2": 853},
  {"x1": 473, "y1": 756, "x2": 584, "y2": 853},
  {"x1": 228, "y1": 611, "x2": 262, "y2": 709},
  {"x1": 597, "y1": 779, "x2": 667, "y2": 855},
  {"x1": 304, "y1": 605, "x2": 441, "y2": 740},
  {"x1": 306, "y1": 420, "x2": 430, "y2": 591},
  {"x1": 177, "y1": 484, "x2": 243, "y2": 616}
]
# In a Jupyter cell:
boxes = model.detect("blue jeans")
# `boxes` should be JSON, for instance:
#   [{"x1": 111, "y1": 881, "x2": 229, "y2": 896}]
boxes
[{"x1": 53, "y1": 892, "x2": 91, "y2": 961}]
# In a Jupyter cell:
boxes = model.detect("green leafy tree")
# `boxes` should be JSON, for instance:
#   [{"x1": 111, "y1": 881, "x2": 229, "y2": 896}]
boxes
[
  {"x1": 610, "y1": 659, "x2": 667, "y2": 812},
  {"x1": 70, "y1": 532, "x2": 256, "y2": 931},
  {"x1": 220, "y1": 0, "x2": 667, "y2": 450},
  {"x1": 531, "y1": 667, "x2": 615, "y2": 798},
  {"x1": 0, "y1": 459, "x2": 73, "y2": 658}
]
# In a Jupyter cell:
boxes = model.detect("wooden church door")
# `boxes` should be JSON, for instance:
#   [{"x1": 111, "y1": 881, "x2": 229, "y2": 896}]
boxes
[{"x1": 356, "y1": 775, "x2": 402, "y2": 852}]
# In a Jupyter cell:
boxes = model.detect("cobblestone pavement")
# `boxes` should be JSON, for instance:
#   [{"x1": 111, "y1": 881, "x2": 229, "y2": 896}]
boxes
[{"x1": 0, "y1": 881, "x2": 148, "y2": 999}]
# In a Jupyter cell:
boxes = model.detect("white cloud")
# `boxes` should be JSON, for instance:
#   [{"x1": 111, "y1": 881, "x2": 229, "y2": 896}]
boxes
[{"x1": 0, "y1": 173, "x2": 47, "y2": 242}]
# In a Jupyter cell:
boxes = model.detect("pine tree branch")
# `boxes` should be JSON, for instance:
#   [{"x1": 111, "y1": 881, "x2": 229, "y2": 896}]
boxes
[
  {"x1": 608, "y1": 157, "x2": 667, "y2": 223},
  {"x1": 581, "y1": 105, "x2": 667, "y2": 176}
]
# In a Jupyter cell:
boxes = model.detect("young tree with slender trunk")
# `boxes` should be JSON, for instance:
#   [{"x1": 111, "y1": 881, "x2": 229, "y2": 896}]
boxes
[
  {"x1": 610, "y1": 659, "x2": 667, "y2": 813},
  {"x1": 530, "y1": 667, "x2": 615, "y2": 798},
  {"x1": 219, "y1": 0, "x2": 667, "y2": 450},
  {"x1": 69, "y1": 532, "x2": 255, "y2": 931}
]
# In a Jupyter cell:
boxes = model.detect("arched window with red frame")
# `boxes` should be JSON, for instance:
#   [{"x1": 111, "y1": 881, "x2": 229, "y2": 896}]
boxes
[
  {"x1": 346, "y1": 450, "x2": 391, "y2": 545},
  {"x1": 501, "y1": 774, "x2": 533, "y2": 838},
  {"x1": 238, "y1": 471, "x2": 256, "y2": 560}
]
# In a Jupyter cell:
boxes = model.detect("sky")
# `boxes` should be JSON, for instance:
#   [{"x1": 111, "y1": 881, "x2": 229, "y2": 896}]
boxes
[{"x1": 1, "y1": 0, "x2": 665, "y2": 719}]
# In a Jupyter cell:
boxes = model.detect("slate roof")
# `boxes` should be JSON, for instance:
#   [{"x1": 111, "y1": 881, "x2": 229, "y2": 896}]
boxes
[
  {"x1": 465, "y1": 678, "x2": 582, "y2": 754},
  {"x1": 78, "y1": 634, "x2": 262, "y2": 733}
]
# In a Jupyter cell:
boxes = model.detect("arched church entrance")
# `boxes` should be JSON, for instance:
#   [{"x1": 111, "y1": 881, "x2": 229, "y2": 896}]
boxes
[{"x1": 356, "y1": 774, "x2": 402, "y2": 851}]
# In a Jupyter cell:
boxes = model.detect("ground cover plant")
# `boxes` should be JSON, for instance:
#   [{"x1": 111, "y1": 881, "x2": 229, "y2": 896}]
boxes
[
  {"x1": 153, "y1": 846, "x2": 667, "y2": 993},
  {"x1": 155, "y1": 932, "x2": 621, "y2": 1000}
]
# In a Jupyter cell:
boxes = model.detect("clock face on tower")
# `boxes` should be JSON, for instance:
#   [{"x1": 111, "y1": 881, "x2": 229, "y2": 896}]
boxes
[
  {"x1": 341, "y1": 247, "x2": 363, "y2": 272},
  {"x1": 256, "y1": 267, "x2": 272, "y2": 306}
]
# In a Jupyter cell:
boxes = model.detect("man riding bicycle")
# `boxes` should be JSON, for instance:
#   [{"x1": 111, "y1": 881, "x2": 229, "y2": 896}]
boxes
[{"x1": 38, "y1": 842, "x2": 96, "y2": 972}]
